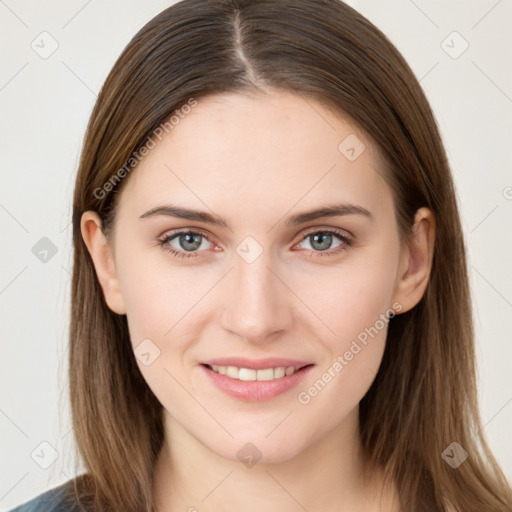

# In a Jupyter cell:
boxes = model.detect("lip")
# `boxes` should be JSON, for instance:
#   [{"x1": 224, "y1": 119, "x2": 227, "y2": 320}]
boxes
[
  {"x1": 200, "y1": 361, "x2": 315, "y2": 402},
  {"x1": 201, "y1": 357, "x2": 312, "y2": 370}
]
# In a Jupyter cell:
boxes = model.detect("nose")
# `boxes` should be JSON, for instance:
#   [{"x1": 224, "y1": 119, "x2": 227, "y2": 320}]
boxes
[{"x1": 219, "y1": 248, "x2": 293, "y2": 343}]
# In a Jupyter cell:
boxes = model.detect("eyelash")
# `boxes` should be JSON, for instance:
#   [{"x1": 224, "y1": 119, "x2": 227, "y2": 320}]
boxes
[{"x1": 157, "y1": 227, "x2": 353, "y2": 260}]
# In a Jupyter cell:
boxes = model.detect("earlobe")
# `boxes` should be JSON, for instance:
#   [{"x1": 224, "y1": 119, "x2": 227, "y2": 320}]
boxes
[
  {"x1": 391, "y1": 207, "x2": 435, "y2": 314},
  {"x1": 80, "y1": 211, "x2": 127, "y2": 315}
]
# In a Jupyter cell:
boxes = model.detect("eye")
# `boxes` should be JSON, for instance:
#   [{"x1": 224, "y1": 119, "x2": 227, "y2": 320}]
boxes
[
  {"x1": 158, "y1": 230, "x2": 215, "y2": 259},
  {"x1": 294, "y1": 228, "x2": 353, "y2": 257},
  {"x1": 158, "y1": 227, "x2": 353, "y2": 260}
]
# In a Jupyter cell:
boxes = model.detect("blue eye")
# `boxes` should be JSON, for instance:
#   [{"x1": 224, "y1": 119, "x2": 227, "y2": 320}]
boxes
[
  {"x1": 158, "y1": 230, "x2": 214, "y2": 259},
  {"x1": 295, "y1": 229, "x2": 353, "y2": 257}
]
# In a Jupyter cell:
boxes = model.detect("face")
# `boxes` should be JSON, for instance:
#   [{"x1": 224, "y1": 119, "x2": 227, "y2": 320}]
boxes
[{"x1": 82, "y1": 89, "x2": 433, "y2": 464}]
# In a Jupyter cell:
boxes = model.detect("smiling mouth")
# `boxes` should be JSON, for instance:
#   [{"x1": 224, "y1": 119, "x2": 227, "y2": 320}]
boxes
[{"x1": 202, "y1": 363, "x2": 313, "y2": 381}]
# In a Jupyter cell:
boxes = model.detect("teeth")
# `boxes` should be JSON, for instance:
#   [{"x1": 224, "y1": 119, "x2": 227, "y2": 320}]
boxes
[
  {"x1": 255, "y1": 368, "x2": 274, "y2": 381},
  {"x1": 226, "y1": 366, "x2": 239, "y2": 378},
  {"x1": 239, "y1": 368, "x2": 257, "y2": 381},
  {"x1": 274, "y1": 367, "x2": 285, "y2": 378},
  {"x1": 208, "y1": 365, "x2": 301, "y2": 381}
]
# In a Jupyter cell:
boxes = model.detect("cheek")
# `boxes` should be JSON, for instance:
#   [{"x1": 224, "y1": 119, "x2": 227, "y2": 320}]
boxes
[
  {"x1": 116, "y1": 245, "x2": 214, "y2": 345},
  {"x1": 115, "y1": 248, "x2": 219, "y2": 403},
  {"x1": 116, "y1": 253, "x2": 203, "y2": 412},
  {"x1": 296, "y1": 242, "x2": 399, "y2": 346},
  {"x1": 293, "y1": 244, "x2": 399, "y2": 396},
  {"x1": 295, "y1": 273, "x2": 395, "y2": 422}
]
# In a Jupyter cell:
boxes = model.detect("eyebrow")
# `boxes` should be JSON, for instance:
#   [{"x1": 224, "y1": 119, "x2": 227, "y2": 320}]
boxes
[{"x1": 139, "y1": 203, "x2": 373, "y2": 228}]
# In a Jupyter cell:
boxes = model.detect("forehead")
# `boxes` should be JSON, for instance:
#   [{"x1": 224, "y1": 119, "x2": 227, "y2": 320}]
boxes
[{"x1": 117, "y1": 90, "x2": 392, "y2": 226}]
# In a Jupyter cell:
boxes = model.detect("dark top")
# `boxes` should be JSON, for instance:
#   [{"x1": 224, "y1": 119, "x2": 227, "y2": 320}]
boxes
[{"x1": 8, "y1": 479, "x2": 81, "y2": 512}]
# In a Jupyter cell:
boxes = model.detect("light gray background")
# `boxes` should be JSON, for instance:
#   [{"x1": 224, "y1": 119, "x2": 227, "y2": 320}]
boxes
[{"x1": 1, "y1": 0, "x2": 511, "y2": 509}]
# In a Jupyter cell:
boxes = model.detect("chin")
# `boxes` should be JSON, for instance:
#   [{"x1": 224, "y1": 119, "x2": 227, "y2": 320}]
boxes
[{"x1": 204, "y1": 431, "x2": 311, "y2": 467}]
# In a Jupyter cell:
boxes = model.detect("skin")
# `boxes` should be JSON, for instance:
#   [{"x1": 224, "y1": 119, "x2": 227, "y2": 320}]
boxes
[{"x1": 81, "y1": 89, "x2": 435, "y2": 512}]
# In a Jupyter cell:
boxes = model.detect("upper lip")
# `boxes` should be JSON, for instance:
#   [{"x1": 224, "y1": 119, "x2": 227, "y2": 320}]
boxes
[{"x1": 201, "y1": 357, "x2": 313, "y2": 370}]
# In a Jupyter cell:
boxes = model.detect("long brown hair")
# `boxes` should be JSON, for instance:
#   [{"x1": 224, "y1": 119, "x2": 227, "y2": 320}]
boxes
[{"x1": 67, "y1": 0, "x2": 512, "y2": 510}]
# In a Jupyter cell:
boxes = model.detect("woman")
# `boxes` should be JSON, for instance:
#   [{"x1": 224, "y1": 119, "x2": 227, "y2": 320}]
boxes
[{"x1": 10, "y1": 0, "x2": 512, "y2": 510}]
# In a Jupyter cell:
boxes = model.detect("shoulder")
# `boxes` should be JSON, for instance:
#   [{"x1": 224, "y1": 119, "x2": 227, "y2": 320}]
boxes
[{"x1": 8, "y1": 478, "x2": 84, "y2": 512}]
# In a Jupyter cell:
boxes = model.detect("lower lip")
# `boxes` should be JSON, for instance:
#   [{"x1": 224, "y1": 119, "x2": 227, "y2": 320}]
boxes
[{"x1": 200, "y1": 364, "x2": 315, "y2": 402}]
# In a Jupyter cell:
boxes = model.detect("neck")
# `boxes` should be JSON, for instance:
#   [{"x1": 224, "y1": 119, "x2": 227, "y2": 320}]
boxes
[{"x1": 152, "y1": 407, "x2": 399, "y2": 512}]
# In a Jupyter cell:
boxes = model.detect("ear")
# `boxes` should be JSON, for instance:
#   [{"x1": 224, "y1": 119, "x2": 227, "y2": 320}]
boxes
[
  {"x1": 391, "y1": 207, "x2": 435, "y2": 314},
  {"x1": 80, "y1": 211, "x2": 127, "y2": 315}
]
